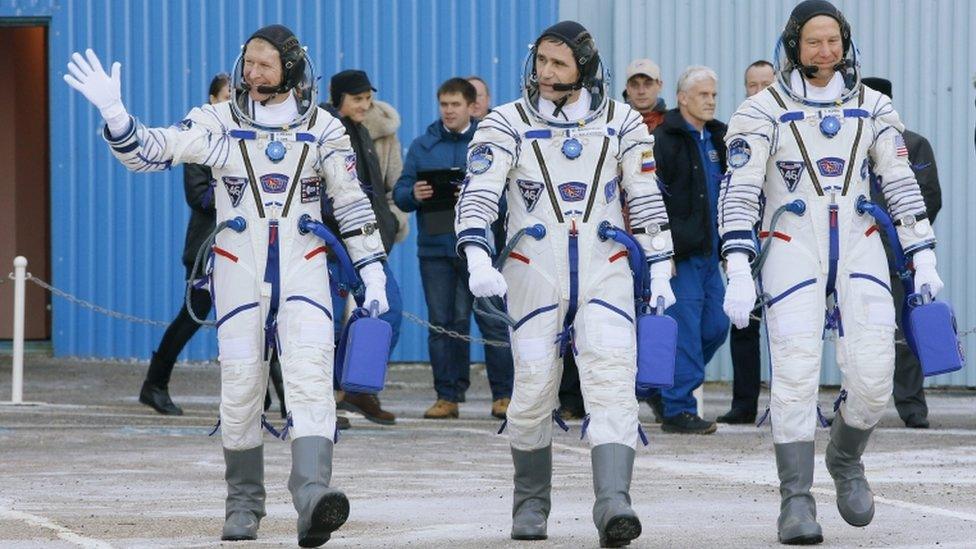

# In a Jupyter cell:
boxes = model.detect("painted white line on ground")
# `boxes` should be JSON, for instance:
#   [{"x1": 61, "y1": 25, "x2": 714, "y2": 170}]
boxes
[
  {"x1": 0, "y1": 505, "x2": 113, "y2": 548},
  {"x1": 820, "y1": 490, "x2": 976, "y2": 523},
  {"x1": 448, "y1": 427, "x2": 976, "y2": 525}
]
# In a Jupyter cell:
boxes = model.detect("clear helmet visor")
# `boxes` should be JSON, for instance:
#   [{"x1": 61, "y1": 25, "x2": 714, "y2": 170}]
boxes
[
  {"x1": 230, "y1": 46, "x2": 318, "y2": 130},
  {"x1": 519, "y1": 44, "x2": 610, "y2": 127},
  {"x1": 772, "y1": 37, "x2": 862, "y2": 106}
]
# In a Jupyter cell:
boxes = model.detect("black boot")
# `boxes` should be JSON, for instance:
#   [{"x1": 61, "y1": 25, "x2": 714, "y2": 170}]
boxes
[
  {"x1": 139, "y1": 380, "x2": 183, "y2": 415},
  {"x1": 716, "y1": 408, "x2": 757, "y2": 424},
  {"x1": 140, "y1": 352, "x2": 183, "y2": 415}
]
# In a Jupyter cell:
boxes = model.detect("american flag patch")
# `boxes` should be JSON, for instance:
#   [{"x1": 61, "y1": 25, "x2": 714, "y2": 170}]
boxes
[
  {"x1": 640, "y1": 149, "x2": 656, "y2": 173},
  {"x1": 894, "y1": 134, "x2": 908, "y2": 157}
]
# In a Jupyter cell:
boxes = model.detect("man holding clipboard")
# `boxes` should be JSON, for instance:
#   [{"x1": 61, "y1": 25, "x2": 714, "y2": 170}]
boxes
[{"x1": 394, "y1": 78, "x2": 514, "y2": 420}]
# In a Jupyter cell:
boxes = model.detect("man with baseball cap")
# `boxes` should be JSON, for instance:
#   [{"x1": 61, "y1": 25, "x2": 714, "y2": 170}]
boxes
[{"x1": 624, "y1": 58, "x2": 666, "y2": 132}]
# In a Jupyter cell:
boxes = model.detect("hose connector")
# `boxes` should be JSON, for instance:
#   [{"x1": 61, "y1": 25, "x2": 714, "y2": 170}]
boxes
[
  {"x1": 785, "y1": 199, "x2": 806, "y2": 216},
  {"x1": 597, "y1": 220, "x2": 616, "y2": 242},
  {"x1": 225, "y1": 216, "x2": 247, "y2": 233},
  {"x1": 297, "y1": 214, "x2": 314, "y2": 235},
  {"x1": 524, "y1": 224, "x2": 547, "y2": 240}
]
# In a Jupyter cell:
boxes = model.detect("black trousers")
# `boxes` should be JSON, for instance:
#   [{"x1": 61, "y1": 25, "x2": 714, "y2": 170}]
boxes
[
  {"x1": 558, "y1": 352, "x2": 585, "y2": 414},
  {"x1": 890, "y1": 271, "x2": 928, "y2": 419},
  {"x1": 728, "y1": 313, "x2": 762, "y2": 414},
  {"x1": 146, "y1": 286, "x2": 212, "y2": 387}
]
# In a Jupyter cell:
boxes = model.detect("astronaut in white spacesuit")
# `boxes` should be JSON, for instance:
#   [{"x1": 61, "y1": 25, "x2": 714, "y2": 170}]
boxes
[
  {"x1": 718, "y1": 1, "x2": 944, "y2": 544},
  {"x1": 455, "y1": 21, "x2": 675, "y2": 547},
  {"x1": 65, "y1": 25, "x2": 388, "y2": 547}
]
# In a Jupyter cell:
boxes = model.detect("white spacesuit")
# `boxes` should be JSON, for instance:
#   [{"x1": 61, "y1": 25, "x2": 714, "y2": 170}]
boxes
[
  {"x1": 718, "y1": 1, "x2": 944, "y2": 544},
  {"x1": 455, "y1": 21, "x2": 674, "y2": 547},
  {"x1": 65, "y1": 25, "x2": 387, "y2": 547}
]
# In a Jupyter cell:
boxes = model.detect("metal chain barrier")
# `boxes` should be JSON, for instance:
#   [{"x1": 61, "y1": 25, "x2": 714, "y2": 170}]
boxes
[
  {"x1": 11, "y1": 272, "x2": 175, "y2": 328},
  {"x1": 401, "y1": 310, "x2": 510, "y2": 348},
  {"x1": 8, "y1": 271, "x2": 513, "y2": 346},
  {"x1": 13, "y1": 270, "x2": 976, "y2": 348}
]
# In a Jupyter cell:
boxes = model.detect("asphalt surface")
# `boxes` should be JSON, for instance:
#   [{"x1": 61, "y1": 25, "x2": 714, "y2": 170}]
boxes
[{"x1": 1, "y1": 356, "x2": 975, "y2": 548}]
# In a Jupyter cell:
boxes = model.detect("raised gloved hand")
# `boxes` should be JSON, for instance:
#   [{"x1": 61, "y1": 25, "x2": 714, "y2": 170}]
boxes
[
  {"x1": 464, "y1": 246, "x2": 507, "y2": 298},
  {"x1": 911, "y1": 248, "x2": 944, "y2": 298},
  {"x1": 723, "y1": 252, "x2": 757, "y2": 329},
  {"x1": 63, "y1": 49, "x2": 131, "y2": 137},
  {"x1": 648, "y1": 259, "x2": 676, "y2": 310},
  {"x1": 358, "y1": 262, "x2": 390, "y2": 315}
]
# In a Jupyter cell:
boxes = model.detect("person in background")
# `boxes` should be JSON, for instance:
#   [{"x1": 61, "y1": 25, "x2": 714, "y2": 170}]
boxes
[
  {"x1": 393, "y1": 77, "x2": 514, "y2": 420},
  {"x1": 652, "y1": 66, "x2": 730, "y2": 435},
  {"x1": 716, "y1": 59, "x2": 776, "y2": 426},
  {"x1": 138, "y1": 73, "x2": 230, "y2": 416},
  {"x1": 624, "y1": 58, "x2": 666, "y2": 132},
  {"x1": 363, "y1": 91, "x2": 408, "y2": 245},
  {"x1": 863, "y1": 76, "x2": 942, "y2": 429},
  {"x1": 322, "y1": 69, "x2": 403, "y2": 426},
  {"x1": 467, "y1": 75, "x2": 492, "y2": 119},
  {"x1": 743, "y1": 59, "x2": 775, "y2": 98}
]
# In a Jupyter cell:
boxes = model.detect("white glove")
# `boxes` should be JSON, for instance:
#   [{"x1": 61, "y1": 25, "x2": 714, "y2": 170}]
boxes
[
  {"x1": 723, "y1": 252, "x2": 757, "y2": 329},
  {"x1": 464, "y1": 246, "x2": 507, "y2": 298},
  {"x1": 358, "y1": 262, "x2": 390, "y2": 315},
  {"x1": 64, "y1": 49, "x2": 130, "y2": 137},
  {"x1": 911, "y1": 248, "x2": 944, "y2": 298},
  {"x1": 648, "y1": 260, "x2": 676, "y2": 310}
]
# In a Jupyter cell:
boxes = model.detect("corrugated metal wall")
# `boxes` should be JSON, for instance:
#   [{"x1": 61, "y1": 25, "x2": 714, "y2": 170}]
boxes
[
  {"x1": 0, "y1": 0, "x2": 557, "y2": 362},
  {"x1": 5, "y1": 0, "x2": 973, "y2": 386},
  {"x1": 561, "y1": 0, "x2": 976, "y2": 387}
]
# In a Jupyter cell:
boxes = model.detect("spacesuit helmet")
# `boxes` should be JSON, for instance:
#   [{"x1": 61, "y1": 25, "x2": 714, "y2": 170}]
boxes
[
  {"x1": 230, "y1": 24, "x2": 317, "y2": 130},
  {"x1": 773, "y1": 0, "x2": 861, "y2": 105},
  {"x1": 521, "y1": 20, "x2": 609, "y2": 126}
]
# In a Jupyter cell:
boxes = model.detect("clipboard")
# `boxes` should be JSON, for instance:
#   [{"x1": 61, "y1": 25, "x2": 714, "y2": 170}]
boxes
[{"x1": 417, "y1": 168, "x2": 465, "y2": 235}]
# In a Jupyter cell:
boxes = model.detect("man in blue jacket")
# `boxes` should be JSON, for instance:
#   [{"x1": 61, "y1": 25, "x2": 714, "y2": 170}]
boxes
[
  {"x1": 394, "y1": 78, "x2": 513, "y2": 420},
  {"x1": 651, "y1": 66, "x2": 730, "y2": 435}
]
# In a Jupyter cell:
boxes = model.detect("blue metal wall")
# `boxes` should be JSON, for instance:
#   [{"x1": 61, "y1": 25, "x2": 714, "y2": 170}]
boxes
[
  {"x1": 0, "y1": 0, "x2": 557, "y2": 361},
  {"x1": 562, "y1": 0, "x2": 976, "y2": 387}
]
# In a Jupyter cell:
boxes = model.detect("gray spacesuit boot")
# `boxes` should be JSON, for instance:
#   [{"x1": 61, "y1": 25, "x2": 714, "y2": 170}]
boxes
[
  {"x1": 774, "y1": 441, "x2": 823, "y2": 545},
  {"x1": 289, "y1": 436, "x2": 349, "y2": 547},
  {"x1": 221, "y1": 445, "x2": 266, "y2": 541},
  {"x1": 825, "y1": 412, "x2": 876, "y2": 527},
  {"x1": 510, "y1": 445, "x2": 552, "y2": 540},
  {"x1": 591, "y1": 443, "x2": 642, "y2": 548}
]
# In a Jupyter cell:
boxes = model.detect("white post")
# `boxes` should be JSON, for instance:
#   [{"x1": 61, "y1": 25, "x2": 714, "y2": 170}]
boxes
[{"x1": 11, "y1": 256, "x2": 27, "y2": 404}]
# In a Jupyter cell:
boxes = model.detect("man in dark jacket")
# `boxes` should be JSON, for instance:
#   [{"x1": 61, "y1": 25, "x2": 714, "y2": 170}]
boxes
[
  {"x1": 393, "y1": 78, "x2": 513, "y2": 420},
  {"x1": 139, "y1": 74, "x2": 230, "y2": 416},
  {"x1": 717, "y1": 59, "x2": 777, "y2": 426},
  {"x1": 651, "y1": 66, "x2": 730, "y2": 434},
  {"x1": 322, "y1": 69, "x2": 403, "y2": 425},
  {"x1": 863, "y1": 77, "x2": 943, "y2": 429}
]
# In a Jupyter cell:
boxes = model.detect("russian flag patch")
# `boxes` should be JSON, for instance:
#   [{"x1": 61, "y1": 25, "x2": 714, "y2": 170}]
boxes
[{"x1": 640, "y1": 149, "x2": 656, "y2": 173}]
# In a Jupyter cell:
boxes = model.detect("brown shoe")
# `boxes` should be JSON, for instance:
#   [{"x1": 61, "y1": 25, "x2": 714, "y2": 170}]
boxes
[
  {"x1": 559, "y1": 406, "x2": 586, "y2": 421},
  {"x1": 491, "y1": 398, "x2": 510, "y2": 419},
  {"x1": 338, "y1": 392, "x2": 396, "y2": 425},
  {"x1": 424, "y1": 399, "x2": 459, "y2": 419}
]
